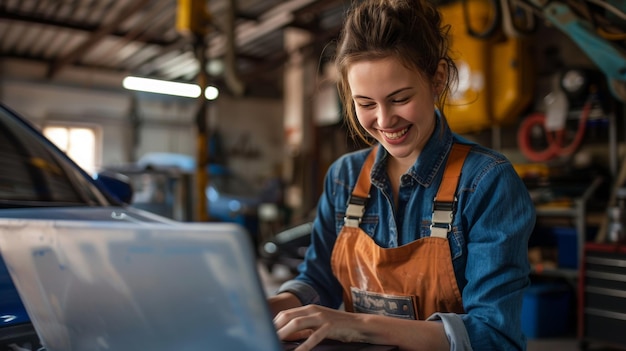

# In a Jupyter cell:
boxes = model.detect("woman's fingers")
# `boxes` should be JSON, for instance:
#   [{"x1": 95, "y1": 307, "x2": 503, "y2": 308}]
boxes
[
  {"x1": 275, "y1": 306, "x2": 325, "y2": 338},
  {"x1": 274, "y1": 305, "x2": 337, "y2": 349},
  {"x1": 292, "y1": 323, "x2": 333, "y2": 351},
  {"x1": 274, "y1": 305, "x2": 326, "y2": 327}
]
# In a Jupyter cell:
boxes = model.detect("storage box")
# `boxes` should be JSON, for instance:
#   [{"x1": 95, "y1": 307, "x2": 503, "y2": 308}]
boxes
[
  {"x1": 522, "y1": 283, "x2": 572, "y2": 338},
  {"x1": 553, "y1": 227, "x2": 577, "y2": 269}
]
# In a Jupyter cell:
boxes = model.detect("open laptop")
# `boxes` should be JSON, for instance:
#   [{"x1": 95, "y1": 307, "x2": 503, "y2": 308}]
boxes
[{"x1": 0, "y1": 219, "x2": 397, "y2": 351}]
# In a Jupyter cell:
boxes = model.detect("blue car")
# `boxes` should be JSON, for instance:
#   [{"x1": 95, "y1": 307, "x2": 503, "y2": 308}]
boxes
[
  {"x1": 0, "y1": 103, "x2": 176, "y2": 349},
  {"x1": 103, "y1": 152, "x2": 262, "y2": 241}
]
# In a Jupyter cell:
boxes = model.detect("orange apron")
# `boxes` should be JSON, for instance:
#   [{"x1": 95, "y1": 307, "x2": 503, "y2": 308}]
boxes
[{"x1": 330, "y1": 144, "x2": 471, "y2": 320}]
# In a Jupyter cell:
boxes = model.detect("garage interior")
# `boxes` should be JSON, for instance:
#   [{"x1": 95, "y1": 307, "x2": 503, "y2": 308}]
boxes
[{"x1": 2, "y1": 0, "x2": 626, "y2": 349}]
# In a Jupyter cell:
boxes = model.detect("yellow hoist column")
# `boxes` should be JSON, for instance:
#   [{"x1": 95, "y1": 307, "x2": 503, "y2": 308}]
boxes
[{"x1": 176, "y1": 0, "x2": 212, "y2": 221}]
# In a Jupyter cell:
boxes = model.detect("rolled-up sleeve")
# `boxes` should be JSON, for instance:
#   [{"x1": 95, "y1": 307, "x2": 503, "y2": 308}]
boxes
[
  {"x1": 428, "y1": 313, "x2": 473, "y2": 350},
  {"x1": 276, "y1": 279, "x2": 320, "y2": 305}
]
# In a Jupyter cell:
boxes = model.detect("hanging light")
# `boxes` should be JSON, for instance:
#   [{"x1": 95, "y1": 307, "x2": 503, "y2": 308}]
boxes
[{"x1": 123, "y1": 76, "x2": 219, "y2": 100}]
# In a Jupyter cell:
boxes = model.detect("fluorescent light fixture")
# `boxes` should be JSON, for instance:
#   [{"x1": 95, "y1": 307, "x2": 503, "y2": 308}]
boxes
[
  {"x1": 123, "y1": 76, "x2": 201, "y2": 98},
  {"x1": 123, "y1": 76, "x2": 221, "y2": 101}
]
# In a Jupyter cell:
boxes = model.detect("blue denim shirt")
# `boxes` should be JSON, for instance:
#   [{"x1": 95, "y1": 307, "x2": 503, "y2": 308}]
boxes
[{"x1": 278, "y1": 116, "x2": 536, "y2": 350}]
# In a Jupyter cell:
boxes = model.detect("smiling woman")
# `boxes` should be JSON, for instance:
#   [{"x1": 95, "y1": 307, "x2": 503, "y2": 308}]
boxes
[{"x1": 267, "y1": 1, "x2": 536, "y2": 350}]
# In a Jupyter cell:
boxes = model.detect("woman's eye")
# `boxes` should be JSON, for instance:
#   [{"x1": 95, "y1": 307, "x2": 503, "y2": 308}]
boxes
[
  {"x1": 357, "y1": 102, "x2": 375, "y2": 109},
  {"x1": 392, "y1": 97, "x2": 409, "y2": 104}
]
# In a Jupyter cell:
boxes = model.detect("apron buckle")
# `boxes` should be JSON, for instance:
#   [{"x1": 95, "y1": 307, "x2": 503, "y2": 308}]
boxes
[
  {"x1": 430, "y1": 197, "x2": 456, "y2": 238},
  {"x1": 344, "y1": 195, "x2": 368, "y2": 227}
]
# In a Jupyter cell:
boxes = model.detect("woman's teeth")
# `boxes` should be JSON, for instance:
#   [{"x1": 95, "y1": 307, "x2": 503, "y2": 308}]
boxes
[{"x1": 382, "y1": 127, "x2": 409, "y2": 139}]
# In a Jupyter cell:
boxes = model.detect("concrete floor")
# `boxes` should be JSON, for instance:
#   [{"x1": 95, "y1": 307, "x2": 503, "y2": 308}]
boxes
[
  {"x1": 527, "y1": 338, "x2": 579, "y2": 350},
  {"x1": 528, "y1": 339, "x2": 626, "y2": 351},
  {"x1": 257, "y1": 263, "x2": 625, "y2": 351},
  {"x1": 528, "y1": 338, "x2": 578, "y2": 351}
]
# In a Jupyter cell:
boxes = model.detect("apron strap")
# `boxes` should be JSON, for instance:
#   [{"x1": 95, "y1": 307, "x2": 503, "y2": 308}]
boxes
[
  {"x1": 344, "y1": 143, "x2": 472, "y2": 234},
  {"x1": 430, "y1": 144, "x2": 472, "y2": 238},
  {"x1": 344, "y1": 146, "x2": 377, "y2": 227}
]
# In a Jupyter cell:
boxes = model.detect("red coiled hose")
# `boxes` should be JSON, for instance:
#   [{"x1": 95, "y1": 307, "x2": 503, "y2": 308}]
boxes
[{"x1": 517, "y1": 100, "x2": 592, "y2": 162}]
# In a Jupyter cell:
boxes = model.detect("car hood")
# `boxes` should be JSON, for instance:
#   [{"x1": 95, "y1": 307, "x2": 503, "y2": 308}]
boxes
[
  {"x1": 0, "y1": 205, "x2": 178, "y2": 330},
  {"x1": 0, "y1": 206, "x2": 179, "y2": 224}
]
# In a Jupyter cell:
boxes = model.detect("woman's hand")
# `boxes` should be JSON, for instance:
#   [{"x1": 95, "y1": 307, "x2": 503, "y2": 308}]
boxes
[
  {"x1": 274, "y1": 304, "x2": 365, "y2": 351},
  {"x1": 273, "y1": 303, "x2": 451, "y2": 351}
]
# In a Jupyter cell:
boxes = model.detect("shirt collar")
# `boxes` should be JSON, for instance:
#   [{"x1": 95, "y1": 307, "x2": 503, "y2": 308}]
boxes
[{"x1": 371, "y1": 110, "x2": 454, "y2": 188}]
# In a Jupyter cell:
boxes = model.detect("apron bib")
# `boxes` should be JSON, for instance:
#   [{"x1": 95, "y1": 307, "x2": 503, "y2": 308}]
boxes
[{"x1": 330, "y1": 144, "x2": 471, "y2": 320}]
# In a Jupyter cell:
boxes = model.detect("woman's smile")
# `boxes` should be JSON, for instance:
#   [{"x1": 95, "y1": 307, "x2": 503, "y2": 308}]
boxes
[{"x1": 380, "y1": 125, "x2": 412, "y2": 144}]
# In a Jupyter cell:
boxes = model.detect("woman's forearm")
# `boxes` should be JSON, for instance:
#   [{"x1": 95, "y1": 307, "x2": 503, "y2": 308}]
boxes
[{"x1": 355, "y1": 313, "x2": 450, "y2": 351}]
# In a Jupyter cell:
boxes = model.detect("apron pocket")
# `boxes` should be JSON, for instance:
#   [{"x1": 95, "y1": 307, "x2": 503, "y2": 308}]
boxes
[{"x1": 350, "y1": 287, "x2": 418, "y2": 320}]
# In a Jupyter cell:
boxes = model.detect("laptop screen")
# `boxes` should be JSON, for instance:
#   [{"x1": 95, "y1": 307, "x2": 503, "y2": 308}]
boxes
[{"x1": 0, "y1": 219, "x2": 283, "y2": 351}]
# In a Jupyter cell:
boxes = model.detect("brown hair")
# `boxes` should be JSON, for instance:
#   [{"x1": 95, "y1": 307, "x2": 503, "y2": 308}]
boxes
[{"x1": 335, "y1": 0, "x2": 457, "y2": 144}]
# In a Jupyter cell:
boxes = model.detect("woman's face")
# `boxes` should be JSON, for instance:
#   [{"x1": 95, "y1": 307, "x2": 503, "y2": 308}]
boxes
[{"x1": 347, "y1": 57, "x2": 442, "y2": 165}]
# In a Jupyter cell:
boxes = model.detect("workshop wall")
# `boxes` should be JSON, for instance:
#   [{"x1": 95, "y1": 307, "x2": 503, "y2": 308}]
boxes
[
  {"x1": 458, "y1": 20, "x2": 624, "y2": 173},
  {"x1": 0, "y1": 59, "x2": 284, "y2": 190}
]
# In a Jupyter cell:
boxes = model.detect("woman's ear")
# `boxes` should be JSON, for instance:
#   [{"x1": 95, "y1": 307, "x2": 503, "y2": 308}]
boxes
[{"x1": 433, "y1": 59, "x2": 448, "y2": 96}]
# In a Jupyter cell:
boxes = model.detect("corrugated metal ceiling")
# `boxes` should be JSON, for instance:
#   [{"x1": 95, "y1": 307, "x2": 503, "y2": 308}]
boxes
[{"x1": 0, "y1": 0, "x2": 351, "y2": 98}]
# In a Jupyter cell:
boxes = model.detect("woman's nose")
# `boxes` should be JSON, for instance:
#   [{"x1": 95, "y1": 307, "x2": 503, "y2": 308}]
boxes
[{"x1": 376, "y1": 105, "x2": 395, "y2": 128}]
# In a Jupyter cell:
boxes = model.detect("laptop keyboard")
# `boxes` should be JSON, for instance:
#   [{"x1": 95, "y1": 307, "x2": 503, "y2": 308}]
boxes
[{"x1": 282, "y1": 341, "x2": 301, "y2": 350}]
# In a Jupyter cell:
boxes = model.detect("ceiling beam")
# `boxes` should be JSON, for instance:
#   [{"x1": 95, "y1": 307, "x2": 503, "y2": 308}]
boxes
[{"x1": 46, "y1": 0, "x2": 154, "y2": 78}]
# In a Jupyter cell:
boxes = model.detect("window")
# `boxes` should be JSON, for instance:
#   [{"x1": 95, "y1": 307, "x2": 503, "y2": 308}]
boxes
[{"x1": 43, "y1": 125, "x2": 99, "y2": 174}]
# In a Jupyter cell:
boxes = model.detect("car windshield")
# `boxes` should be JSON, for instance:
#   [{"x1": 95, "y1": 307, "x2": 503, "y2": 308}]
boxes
[{"x1": 0, "y1": 105, "x2": 111, "y2": 208}]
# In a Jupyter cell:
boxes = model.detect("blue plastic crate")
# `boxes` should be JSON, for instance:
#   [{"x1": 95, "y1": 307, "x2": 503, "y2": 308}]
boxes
[
  {"x1": 522, "y1": 283, "x2": 572, "y2": 339},
  {"x1": 552, "y1": 227, "x2": 577, "y2": 269}
]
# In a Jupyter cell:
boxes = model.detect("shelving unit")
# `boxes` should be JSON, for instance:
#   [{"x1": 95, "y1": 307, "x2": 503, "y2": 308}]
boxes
[{"x1": 531, "y1": 176, "x2": 605, "y2": 279}]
